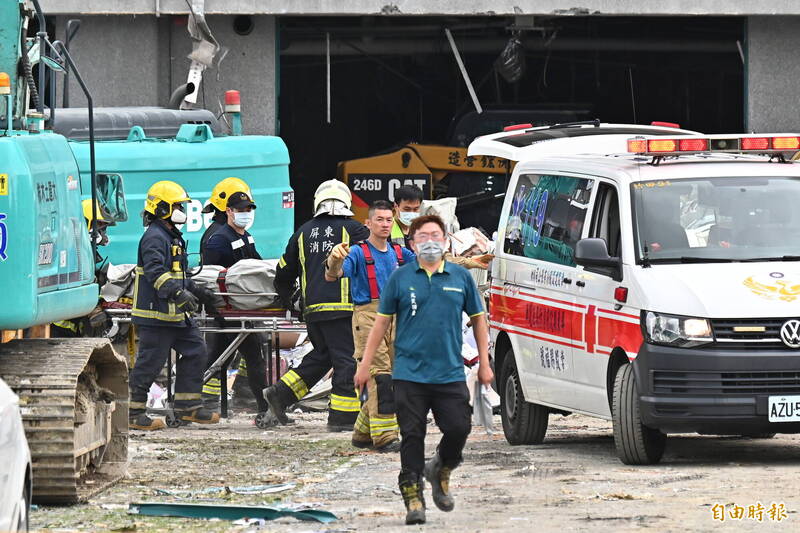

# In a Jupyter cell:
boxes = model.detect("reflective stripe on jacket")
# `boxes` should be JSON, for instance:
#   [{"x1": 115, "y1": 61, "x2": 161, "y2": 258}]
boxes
[
  {"x1": 274, "y1": 214, "x2": 369, "y2": 322},
  {"x1": 132, "y1": 219, "x2": 195, "y2": 327}
]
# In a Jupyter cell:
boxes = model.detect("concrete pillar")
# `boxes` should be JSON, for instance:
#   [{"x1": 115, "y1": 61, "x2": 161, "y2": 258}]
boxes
[{"x1": 747, "y1": 16, "x2": 800, "y2": 132}]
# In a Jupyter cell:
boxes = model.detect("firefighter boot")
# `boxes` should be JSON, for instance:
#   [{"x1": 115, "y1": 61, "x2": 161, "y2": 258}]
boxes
[
  {"x1": 262, "y1": 385, "x2": 290, "y2": 425},
  {"x1": 129, "y1": 413, "x2": 166, "y2": 431},
  {"x1": 201, "y1": 392, "x2": 220, "y2": 413},
  {"x1": 423, "y1": 452, "x2": 455, "y2": 512},
  {"x1": 398, "y1": 473, "x2": 426, "y2": 525},
  {"x1": 177, "y1": 406, "x2": 221, "y2": 424}
]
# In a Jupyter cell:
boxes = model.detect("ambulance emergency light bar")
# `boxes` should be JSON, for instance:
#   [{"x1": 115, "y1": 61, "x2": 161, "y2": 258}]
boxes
[{"x1": 627, "y1": 134, "x2": 800, "y2": 156}]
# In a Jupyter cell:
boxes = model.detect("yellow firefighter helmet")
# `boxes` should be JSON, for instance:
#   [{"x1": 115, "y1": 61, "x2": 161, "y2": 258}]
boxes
[
  {"x1": 203, "y1": 177, "x2": 252, "y2": 213},
  {"x1": 144, "y1": 181, "x2": 191, "y2": 218}
]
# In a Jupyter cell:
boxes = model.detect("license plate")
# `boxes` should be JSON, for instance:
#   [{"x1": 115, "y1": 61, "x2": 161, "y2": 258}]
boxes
[{"x1": 768, "y1": 395, "x2": 800, "y2": 422}]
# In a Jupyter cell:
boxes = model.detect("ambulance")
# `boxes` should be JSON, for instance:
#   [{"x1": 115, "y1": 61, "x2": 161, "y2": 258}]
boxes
[{"x1": 469, "y1": 121, "x2": 800, "y2": 464}]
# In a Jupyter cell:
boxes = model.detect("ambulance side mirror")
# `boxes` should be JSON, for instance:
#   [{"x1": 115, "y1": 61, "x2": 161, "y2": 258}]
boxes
[{"x1": 574, "y1": 238, "x2": 622, "y2": 282}]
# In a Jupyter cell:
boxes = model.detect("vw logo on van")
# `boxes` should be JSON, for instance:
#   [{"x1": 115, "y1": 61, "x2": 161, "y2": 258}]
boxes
[{"x1": 780, "y1": 320, "x2": 800, "y2": 348}]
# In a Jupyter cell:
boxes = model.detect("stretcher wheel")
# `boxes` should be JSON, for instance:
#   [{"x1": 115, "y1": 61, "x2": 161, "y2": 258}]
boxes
[{"x1": 165, "y1": 412, "x2": 182, "y2": 428}]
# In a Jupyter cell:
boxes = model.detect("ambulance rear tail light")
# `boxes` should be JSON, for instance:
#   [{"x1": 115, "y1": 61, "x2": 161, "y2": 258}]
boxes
[{"x1": 614, "y1": 287, "x2": 628, "y2": 303}]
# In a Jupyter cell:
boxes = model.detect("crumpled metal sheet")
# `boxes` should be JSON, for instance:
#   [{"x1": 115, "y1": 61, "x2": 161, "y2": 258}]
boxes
[
  {"x1": 129, "y1": 502, "x2": 337, "y2": 523},
  {"x1": 186, "y1": 0, "x2": 219, "y2": 68}
]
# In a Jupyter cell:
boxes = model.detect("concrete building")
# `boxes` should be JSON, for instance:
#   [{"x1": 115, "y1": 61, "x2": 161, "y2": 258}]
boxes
[{"x1": 36, "y1": 1, "x2": 800, "y2": 216}]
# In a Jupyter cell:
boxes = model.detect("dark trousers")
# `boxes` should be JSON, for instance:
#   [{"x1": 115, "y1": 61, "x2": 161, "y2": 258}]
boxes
[
  {"x1": 205, "y1": 330, "x2": 268, "y2": 411},
  {"x1": 276, "y1": 317, "x2": 358, "y2": 424},
  {"x1": 129, "y1": 324, "x2": 207, "y2": 413},
  {"x1": 394, "y1": 380, "x2": 472, "y2": 476}
]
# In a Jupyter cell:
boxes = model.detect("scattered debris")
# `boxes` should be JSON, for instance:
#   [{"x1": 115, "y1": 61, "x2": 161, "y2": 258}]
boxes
[
  {"x1": 129, "y1": 502, "x2": 337, "y2": 523},
  {"x1": 153, "y1": 482, "x2": 296, "y2": 497}
]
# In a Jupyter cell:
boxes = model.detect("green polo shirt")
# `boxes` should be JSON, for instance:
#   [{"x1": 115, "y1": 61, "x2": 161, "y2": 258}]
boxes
[{"x1": 378, "y1": 259, "x2": 484, "y2": 384}]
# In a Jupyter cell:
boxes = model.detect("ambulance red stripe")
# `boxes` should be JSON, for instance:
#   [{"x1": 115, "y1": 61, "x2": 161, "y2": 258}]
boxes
[{"x1": 489, "y1": 288, "x2": 644, "y2": 357}]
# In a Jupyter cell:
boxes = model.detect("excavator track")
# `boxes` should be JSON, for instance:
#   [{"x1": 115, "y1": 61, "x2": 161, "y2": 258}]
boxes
[{"x1": 0, "y1": 338, "x2": 128, "y2": 504}]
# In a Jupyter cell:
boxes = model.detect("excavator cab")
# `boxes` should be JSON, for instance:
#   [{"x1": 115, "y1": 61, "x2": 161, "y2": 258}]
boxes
[{"x1": 0, "y1": 0, "x2": 128, "y2": 504}]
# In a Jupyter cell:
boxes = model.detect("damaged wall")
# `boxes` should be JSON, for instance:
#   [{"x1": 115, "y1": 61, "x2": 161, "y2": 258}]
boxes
[
  {"x1": 746, "y1": 16, "x2": 800, "y2": 133},
  {"x1": 55, "y1": 15, "x2": 278, "y2": 136}
]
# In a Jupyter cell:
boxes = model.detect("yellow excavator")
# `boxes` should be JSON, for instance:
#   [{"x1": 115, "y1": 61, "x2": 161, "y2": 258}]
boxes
[
  {"x1": 338, "y1": 143, "x2": 512, "y2": 232},
  {"x1": 337, "y1": 108, "x2": 593, "y2": 232}
]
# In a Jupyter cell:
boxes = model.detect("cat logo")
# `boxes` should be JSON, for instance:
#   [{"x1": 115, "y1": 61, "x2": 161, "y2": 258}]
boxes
[{"x1": 743, "y1": 275, "x2": 800, "y2": 302}]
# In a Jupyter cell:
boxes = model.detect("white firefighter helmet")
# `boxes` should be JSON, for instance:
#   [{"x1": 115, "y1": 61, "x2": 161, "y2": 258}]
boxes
[{"x1": 313, "y1": 179, "x2": 353, "y2": 217}]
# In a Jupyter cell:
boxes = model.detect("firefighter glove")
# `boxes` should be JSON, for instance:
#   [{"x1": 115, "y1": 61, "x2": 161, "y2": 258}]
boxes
[{"x1": 173, "y1": 289, "x2": 199, "y2": 313}]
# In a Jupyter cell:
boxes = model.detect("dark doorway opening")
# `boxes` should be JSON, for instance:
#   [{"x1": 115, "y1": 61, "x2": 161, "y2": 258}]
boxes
[{"x1": 279, "y1": 16, "x2": 745, "y2": 226}]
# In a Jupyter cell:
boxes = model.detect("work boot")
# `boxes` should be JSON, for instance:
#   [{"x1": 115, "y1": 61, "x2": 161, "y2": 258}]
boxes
[
  {"x1": 375, "y1": 438, "x2": 401, "y2": 453},
  {"x1": 232, "y1": 378, "x2": 258, "y2": 410},
  {"x1": 262, "y1": 385, "x2": 290, "y2": 425},
  {"x1": 327, "y1": 423, "x2": 353, "y2": 433},
  {"x1": 423, "y1": 453, "x2": 455, "y2": 512},
  {"x1": 351, "y1": 438, "x2": 373, "y2": 449},
  {"x1": 177, "y1": 406, "x2": 221, "y2": 424},
  {"x1": 129, "y1": 413, "x2": 165, "y2": 431},
  {"x1": 399, "y1": 474, "x2": 426, "y2": 525},
  {"x1": 201, "y1": 393, "x2": 220, "y2": 413}
]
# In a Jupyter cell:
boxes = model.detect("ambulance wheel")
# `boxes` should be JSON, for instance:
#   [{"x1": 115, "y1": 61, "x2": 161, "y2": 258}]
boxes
[
  {"x1": 500, "y1": 351, "x2": 548, "y2": 445},
  {"x1": 612, "y1": 364, "x2": 666, "y2": 465}
]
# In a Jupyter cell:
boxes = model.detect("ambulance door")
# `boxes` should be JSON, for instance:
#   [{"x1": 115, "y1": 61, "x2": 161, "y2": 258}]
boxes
[
  {"x1": 571, "y1": 180, "x2": 630, "y2": 417},
  {"x1": 494, "y1": 172, "x2": 593, "y2": 408}
]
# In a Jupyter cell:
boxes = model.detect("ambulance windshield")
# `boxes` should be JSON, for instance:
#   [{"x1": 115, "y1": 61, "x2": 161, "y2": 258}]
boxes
[{"x1": 632, "y1": 176, "x2": 800, "y2": 263}]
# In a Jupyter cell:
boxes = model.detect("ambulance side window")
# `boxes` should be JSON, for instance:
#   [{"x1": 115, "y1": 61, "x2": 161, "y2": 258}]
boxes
[
  {"x1": 503, "y1": 173, "x2": 592, "y2": 267},
  {"x1": 589, "y1": 182, "x2": 621, "y2": 258}
]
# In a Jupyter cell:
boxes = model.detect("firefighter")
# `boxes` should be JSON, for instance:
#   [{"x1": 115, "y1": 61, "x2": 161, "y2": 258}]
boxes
[
  {"x1": 128, "y1": 181, "x2": 220, "y2": 430},
  {"x1": 200, "y1": 190, "x2": 269, "y2": 417},
  {"x1": 264, "y1": 179, "x2": 369, "y2": 431},
  {"x1": 52, "y1": 199, "x2": 113, "y2": 337},
  {"x1": 325, "y1": 200, "x2": 414, "y2": 452},
  {"x1": 199, "y1": 177, "x2": 259, "y2": 409},
  {"x1": 200, "y1": 177, "x2": 252, "y2": 261}
]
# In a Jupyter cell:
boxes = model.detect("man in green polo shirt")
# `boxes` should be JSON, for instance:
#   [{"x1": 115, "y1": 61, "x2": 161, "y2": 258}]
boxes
[{"x1": 355, "y1": 214, "x2": 493, "y2": 526}]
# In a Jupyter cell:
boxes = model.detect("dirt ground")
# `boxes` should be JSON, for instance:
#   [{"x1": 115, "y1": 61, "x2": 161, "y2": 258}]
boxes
[{"x1": 31, "y1": 409, "x2": 800, "y2": 532}]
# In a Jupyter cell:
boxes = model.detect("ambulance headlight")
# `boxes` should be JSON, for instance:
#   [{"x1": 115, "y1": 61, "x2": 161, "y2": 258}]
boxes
[{"x1": 644, "y1": 312, "x2": 713, "y2": 347}]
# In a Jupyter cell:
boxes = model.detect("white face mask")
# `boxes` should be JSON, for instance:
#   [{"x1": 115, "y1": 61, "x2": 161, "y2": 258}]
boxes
[
  {"x1": 170, "y1": 208, "x2": 187, "y2": 224},
  {"x1": 398, "y1": 211, "x2": 420, "y2": 226},
  {"x1": 233, "y1": 211, "x2": 254, "y2": 228}
]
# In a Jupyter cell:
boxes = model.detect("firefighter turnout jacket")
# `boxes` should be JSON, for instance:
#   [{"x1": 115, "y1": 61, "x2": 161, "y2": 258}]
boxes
[
  {"x1": 132, "y1": 219, "x2": 197, "y2": 326},
  {"x1": 275, "y1": 214, "x2": 369, "y2": 322},
  {"x1": 203, "y1": 223, "x2": 262, "y2": 268}
]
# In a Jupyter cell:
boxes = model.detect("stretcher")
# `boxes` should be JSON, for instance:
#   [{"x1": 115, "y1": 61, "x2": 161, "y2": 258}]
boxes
[{"x1": 103, "y1": 291, "x2": 306, "y2": 428}]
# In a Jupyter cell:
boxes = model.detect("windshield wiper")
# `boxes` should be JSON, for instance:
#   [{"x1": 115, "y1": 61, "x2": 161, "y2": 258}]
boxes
[
  {"x1": 741, "y1": 255, "x2": 800, "y2": 262},
  {"x1": 649, "y1": 256, "x2": 737, "y2": 264}
]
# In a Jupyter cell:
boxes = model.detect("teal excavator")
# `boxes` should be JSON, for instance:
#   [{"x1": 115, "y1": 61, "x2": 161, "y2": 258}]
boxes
[{"x1": 0, "y1": 0, "x2": 128, "y2": 503}]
